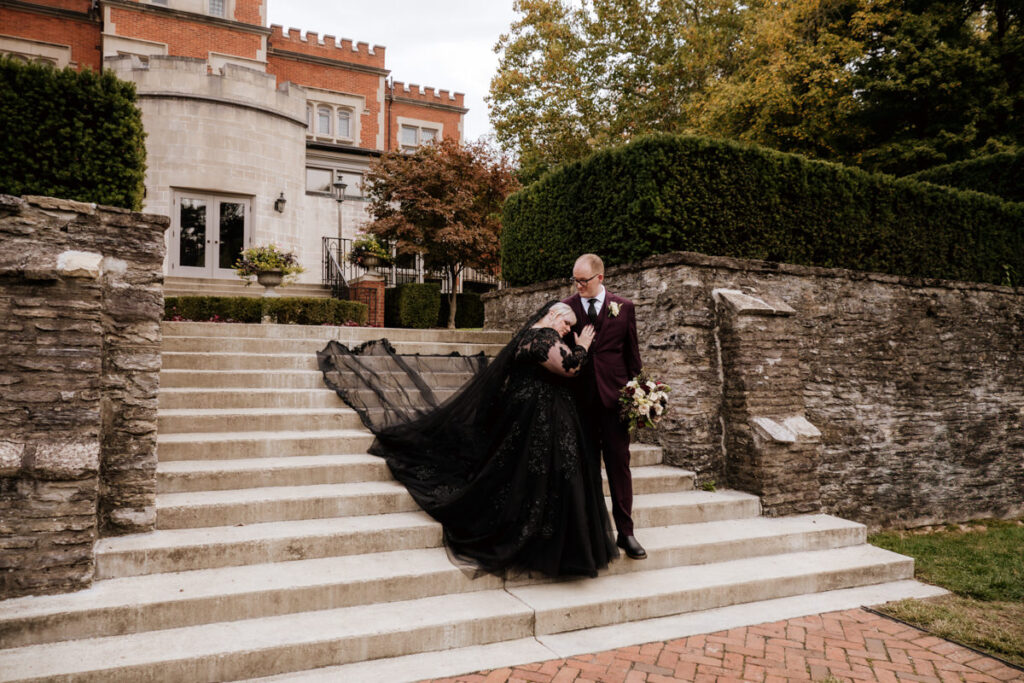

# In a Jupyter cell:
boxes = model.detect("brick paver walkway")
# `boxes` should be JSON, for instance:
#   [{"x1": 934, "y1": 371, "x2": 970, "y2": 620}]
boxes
[{"x1": 425, "y1": 609, "x2": 1023, "y2": 683}]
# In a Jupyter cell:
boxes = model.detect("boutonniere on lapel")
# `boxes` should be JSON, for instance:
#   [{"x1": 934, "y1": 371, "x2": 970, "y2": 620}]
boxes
[{"x1": 608, "y1": 302, "x2": 621, "y2": 318}]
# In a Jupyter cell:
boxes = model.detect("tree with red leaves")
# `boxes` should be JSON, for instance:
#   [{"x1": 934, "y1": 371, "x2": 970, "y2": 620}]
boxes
[{"x1": 363, "y1": 138, "x2": 519, "y2": 329}]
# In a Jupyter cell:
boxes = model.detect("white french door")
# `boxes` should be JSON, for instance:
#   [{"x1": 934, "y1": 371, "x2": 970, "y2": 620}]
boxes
[{"x1": 169, "y1": 192, "x2": 251, "y2": 278}]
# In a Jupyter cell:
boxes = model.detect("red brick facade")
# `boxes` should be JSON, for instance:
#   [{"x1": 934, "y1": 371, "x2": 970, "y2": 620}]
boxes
[
  {"x1": 108, "y1": 6, "x2": 264, "y2": 62},
  {"x1": 0, "y1": 4, "x2": 102, "y2": 71}
]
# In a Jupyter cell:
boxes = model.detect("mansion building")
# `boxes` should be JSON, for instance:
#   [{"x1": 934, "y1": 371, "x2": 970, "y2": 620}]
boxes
[{"x1": 0, "y1": 0, "x2": 468, "y2": 288}]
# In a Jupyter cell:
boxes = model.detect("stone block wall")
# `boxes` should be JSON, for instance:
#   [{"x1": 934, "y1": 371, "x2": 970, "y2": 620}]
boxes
[
  {"x1": 0, "y1": 195, "x2": 168, "y2": 599},
  {"x1": 483, "y1": 251, "x2": 1024, "y2": 528}
]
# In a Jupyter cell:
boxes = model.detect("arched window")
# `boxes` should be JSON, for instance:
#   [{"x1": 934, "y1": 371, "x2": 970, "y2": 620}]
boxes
[
  {"x1": 317, "y1": 106, "x2": 332, "y2": 136},
  {"x1": 337, "y1": 110, "x2": 351, "y2": 139}
]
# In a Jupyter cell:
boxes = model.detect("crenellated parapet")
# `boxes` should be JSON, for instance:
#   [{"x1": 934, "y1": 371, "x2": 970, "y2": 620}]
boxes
[
  {"x1": 268, "y1": 24, "x2": 385, "y2": 69},
  {"x1": 391, "y1": 80, "x2": 464, "y2": 107},
  {"x1": 106, "y1": 54, "x2": 307, "y2": 123}
]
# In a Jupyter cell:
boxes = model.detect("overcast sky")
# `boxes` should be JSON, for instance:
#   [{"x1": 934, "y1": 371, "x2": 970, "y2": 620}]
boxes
[{"x1": 266, "y1": 1, "x2": 519, "y2": 142}]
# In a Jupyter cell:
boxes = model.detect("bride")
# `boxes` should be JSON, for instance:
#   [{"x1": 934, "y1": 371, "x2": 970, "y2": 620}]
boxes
[{"x1": 319, "y1": 301, "x2": 618, "y2": 578}]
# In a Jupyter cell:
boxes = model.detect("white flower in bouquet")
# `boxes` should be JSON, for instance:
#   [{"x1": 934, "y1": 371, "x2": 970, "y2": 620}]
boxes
[{"x1": 619, "y1": 370, "x2": 672, "y2": 433}]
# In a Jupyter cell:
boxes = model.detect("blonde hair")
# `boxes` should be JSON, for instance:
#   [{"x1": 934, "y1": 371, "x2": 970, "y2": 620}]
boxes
[{"x1": 548, "y1": 302, "x2": 577, "y2": 326}]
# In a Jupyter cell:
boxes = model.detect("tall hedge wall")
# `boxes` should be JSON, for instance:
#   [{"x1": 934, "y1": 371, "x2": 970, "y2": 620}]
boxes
[
  {"x1": 501, "y1": 135, "x2": 1024, "y2": 287},
  {"x1": 0, "y1": 57, "x2": 146, "y2": 210},
  {"x1": 910, "y1": 152, "x2": 1024, "y2": 204}
]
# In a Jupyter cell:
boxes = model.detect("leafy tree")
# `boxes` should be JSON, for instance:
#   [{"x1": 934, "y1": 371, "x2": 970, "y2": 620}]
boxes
[
  {"x1": 489, "y1": 0, "x2": 1023, "y2": 177},
  {"x1": 363, "y1": 139, "x2": 519, "y2": 328},
  {"x1": 488, "y1": 0, "x2": 742, "y2": 182}
]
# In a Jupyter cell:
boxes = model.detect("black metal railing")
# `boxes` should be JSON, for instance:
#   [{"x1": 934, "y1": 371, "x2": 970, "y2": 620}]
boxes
[{"x1": 322, "y1": 236, "x2": 503, "y2": 294}]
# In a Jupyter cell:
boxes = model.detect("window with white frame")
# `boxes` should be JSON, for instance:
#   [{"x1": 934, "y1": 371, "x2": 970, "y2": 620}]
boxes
[
  {"x1": 208, "y1": 0, "x2": 225, "y2": 17},
  {"x1": 399, "y1": 124, "x2": 439, "y2": 152},
  {"x1": 306, "y1": 100, "x2": 357, "y2": 144}
]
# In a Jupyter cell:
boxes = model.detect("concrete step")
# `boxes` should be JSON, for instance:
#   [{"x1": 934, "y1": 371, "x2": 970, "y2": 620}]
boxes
[
  {"x1": 629, "y1": 489, "x2": 760, "y2": 528},
  {"x1": 156, "y1": 429, "x2": 375, "y2": 461},
  {"x1": 0, "y1": 515, "x2": 864, "y2": 649},
  {"x1": 157, "y1": 454, "x2": 391, "y2": 493},
  {"x1": 157, "y1": 457, "x2": 686, "y2": 495},
  {"x1": 163, "y1": 335, "x2": 502, "y2": 354},
  {"x1": 162, "y1": 348, "x2": 501, "y2": 371},
  {"x1": 159, "y1": 387, "x2": 343, "y2": 410},
  {"x1": 259, "y1": 580, "x2": 948, "y2": 682},
  {"x1": 164, "y1": 277, "x2": 333, "y2": 299},
  {"x1": 0, "y1": 548, "x2": 502, "y2": 648},
  {"x1": 162, "y1": 321, "x2": 513, "y2": 343},
  {"x1": 603, "y1": 465, "x2": 693, "y2": 496},
  {"x1": 0, "y1": 591, "x2": 534, "y2": 683},
  {"x1": 154, "y1": 484, "x2": 752, "y2": 532},
  {"x1": 160, "y1": 369, "x2": 328, "y2": 389},
  {"x1": 94, "y1": 512, "x2": 442, "y2": 578},
  {"x1": 157, "y1": 408, "x2": 363, "y2": 434},
  {"x1": 156, "y1": 480, "x2": 418, "y2": 529},
  {"x1": 159, "y1": 368, "x2": 472, "y2": 390},
  {"x1": 0, "y1": 545, "x2": 911, "y2": 681},
  {"x1": 506, "y1": 544, "x2": 914, "y2": 635}
]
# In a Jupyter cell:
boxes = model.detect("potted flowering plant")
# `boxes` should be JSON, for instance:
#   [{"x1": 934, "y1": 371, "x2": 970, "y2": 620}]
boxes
[
  {"x1": 347, "y1": 233, "x2": 393, "y2": 272},
  {"x1": 233, "y1": 244, "x2": 304, "y2": 297}
]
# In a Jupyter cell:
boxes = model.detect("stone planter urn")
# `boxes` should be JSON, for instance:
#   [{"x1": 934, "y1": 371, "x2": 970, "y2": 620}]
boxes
[
  {"x1": 361, "y1": 255, "x2": 381, "y2": 274},
  {"x1": 256, "y1": 269, "x2": 284, "y2": 298}
]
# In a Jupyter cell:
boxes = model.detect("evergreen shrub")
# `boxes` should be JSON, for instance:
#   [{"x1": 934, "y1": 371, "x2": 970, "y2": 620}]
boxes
[
  {"x1": 165, "y1": 296, "x2": 367, "y2": 326},
  {"x1": 910, "y1": 152, "x2": 1024, "y2": 204},
  {"x1": 392, "y1": 283, "x2": 441, "y2": 329},
  {"x1": 438, "y1": 292, "x2": 484, "y2": 328},
  {"x1": 501, "y1": 134, "x2": 1024, "y2": 287},
  {"x1": 0, "y1": 57, "x2": 146, "y2": 209}
]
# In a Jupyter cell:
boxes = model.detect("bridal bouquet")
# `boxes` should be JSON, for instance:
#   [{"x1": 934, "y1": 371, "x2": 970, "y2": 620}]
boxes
[{"x1": 619, "y1": 372, "x2": 671, "y2": 432}]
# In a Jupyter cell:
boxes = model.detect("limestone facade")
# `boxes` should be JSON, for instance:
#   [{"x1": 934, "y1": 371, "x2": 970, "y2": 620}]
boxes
[
  {"x1": 1, "y1": 0, "x2": 469, "y2": 285},
  {"x1": 483, "y1": 251, "x2": 1024, "y2": 527},
  {"x1": 0, "y1": 195, "x2": 168, "y2": 599}
]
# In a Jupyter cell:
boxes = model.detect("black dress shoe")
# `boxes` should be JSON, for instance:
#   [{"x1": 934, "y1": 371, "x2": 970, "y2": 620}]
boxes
[{"x1": 616, "y1": 533, "x2": 647, "y2": 560}]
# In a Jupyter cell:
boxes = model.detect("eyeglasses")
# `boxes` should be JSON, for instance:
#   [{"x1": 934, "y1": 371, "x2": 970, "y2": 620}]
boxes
[{"x1": 569, "y1": 274, "x2": 600, "y2": 286}]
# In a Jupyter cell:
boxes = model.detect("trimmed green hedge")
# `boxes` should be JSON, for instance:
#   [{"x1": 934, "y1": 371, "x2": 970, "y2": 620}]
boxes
[
  {"x1": 438, "y1": 292, "x2": 484, "y2": 328},
  {"x1": 910, "y1": 152, "x2": 1024, "y2": 204},
  {"x1": 501, "y1": 134, "x2": 1024, "y2": 287},
  {"x1": 388, "y1": 283, "x2": 441, "y2": 329},
  {"x1": 165, "y1": 296, "x2": 368, "y2": 326},
  {"x1": 0, "y1": 57, "x2": 146, "y2": 210}
]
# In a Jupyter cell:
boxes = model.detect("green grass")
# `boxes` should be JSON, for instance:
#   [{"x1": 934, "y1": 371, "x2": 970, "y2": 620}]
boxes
[{"x1": 869, "y1": 518, "x2": 1024, "y2": 667}]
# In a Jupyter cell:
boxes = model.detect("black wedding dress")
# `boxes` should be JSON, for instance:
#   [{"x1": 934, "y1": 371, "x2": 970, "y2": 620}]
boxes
[{"x1": 317, "y1": 303, "x2": 618, "y2": 578}]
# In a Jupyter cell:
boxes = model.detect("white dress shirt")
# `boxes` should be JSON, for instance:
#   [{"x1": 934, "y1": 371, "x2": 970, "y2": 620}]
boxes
[{"x1": 584, "y1": 287, "x2": 606, "y2": 317}]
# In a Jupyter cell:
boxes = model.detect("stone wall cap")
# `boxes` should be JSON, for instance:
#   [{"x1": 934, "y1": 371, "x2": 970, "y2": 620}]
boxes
[
  {"x1": 713, "y1": 288, "x2": 795, "y2": 316},
  {"x1": 782, "y1": 416, "x2": 822, "y2": 440},
  {"x1": 750, "y1": 416, "x2": 797, "y2": 443}
]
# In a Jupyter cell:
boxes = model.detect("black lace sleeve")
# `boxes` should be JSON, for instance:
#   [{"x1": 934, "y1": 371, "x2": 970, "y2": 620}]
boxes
[{"x1": 515, "y1": 327, "x2": 588, "y2": 377}]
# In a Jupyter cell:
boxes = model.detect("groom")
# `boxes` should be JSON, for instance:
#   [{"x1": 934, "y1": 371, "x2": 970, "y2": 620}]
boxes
[{"x1": 563, "y1": 254, "x2": 646, "y2": 559}]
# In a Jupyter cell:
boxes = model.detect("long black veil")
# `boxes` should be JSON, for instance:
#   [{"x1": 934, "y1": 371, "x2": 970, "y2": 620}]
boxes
[{"x1": 317, "y1": 301, "x2": 559, "y2": 508}]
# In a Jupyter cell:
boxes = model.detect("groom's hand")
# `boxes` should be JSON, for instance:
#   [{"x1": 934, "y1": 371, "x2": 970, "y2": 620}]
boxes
[{"x1": 575, "y1": 324, "x2": 596, "y2": 351}]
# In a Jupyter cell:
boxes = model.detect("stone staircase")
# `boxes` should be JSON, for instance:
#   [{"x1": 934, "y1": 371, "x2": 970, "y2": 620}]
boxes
[{"x1": 0, "y1": 322, "x2": 941, "y2": 682}]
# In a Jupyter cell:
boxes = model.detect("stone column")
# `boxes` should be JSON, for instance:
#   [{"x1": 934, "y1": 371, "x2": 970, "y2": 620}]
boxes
[
  {"x1": 713, "y1": 288, "x2": 821, "y2": 515},
  {"x1": 0, "y1": 195, "x2": 167, "y2": 598},
  {"x1": 350, "y1": 272, "x2": 385, "y2": 327}
]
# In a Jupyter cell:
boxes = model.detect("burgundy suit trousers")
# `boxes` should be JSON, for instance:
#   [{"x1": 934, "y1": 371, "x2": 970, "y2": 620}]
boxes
[{"x1": 580, "y1": 391, "x2": 634, "y2": 536}]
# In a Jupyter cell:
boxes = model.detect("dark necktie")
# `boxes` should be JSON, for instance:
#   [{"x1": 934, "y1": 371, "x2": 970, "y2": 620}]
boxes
[{"x1": 588, "y1": 298, "x2": 598, "y2": 321}]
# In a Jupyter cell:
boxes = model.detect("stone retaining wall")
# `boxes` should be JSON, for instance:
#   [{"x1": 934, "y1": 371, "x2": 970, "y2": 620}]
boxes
[
  {"x1": 0, "y1": 195, "x2": 167, "y2": 598},
  {"x1": 483, "y1": 251, "x2": 1024, "y2": 527}
]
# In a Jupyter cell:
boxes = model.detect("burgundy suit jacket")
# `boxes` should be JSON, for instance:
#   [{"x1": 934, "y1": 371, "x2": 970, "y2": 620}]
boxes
[{"x1": 562, "y1": 292, "x2": 643, "y2": 410}]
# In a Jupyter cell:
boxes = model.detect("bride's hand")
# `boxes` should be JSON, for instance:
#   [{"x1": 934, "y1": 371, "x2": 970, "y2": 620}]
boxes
[{"x1": 575, "y1": 325, "x2": 595, "y2": 351}]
